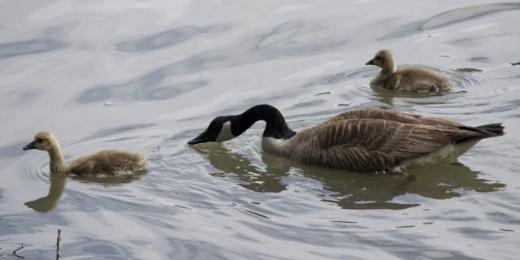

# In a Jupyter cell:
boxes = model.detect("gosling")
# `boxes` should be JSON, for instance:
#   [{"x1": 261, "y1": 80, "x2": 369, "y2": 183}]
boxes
[
  {"x1": 23, "y1": 131, "x2": 148, "y2": 177},
  {"x1": 366, "y1": 49, "x2": 452, "y2": 93},
  {"x1": 188, "y1": 104, "x2": 503, "y2": 173}
]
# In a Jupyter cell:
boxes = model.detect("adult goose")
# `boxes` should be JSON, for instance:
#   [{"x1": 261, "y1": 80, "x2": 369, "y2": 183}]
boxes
[
  {"x1": 366, "y1": 49, "x2": 452, "y2": 92},
  {"x1": 188, "y1": 105, "x2": 503, "y2": 173},
  {"x1": 23, "y1": 131, "x2": 148, "y2": 177}
]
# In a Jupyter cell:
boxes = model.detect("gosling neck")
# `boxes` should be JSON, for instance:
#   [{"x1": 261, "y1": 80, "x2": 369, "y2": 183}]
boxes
[
  {"x1": 231, "y1": 104, "x2": 296, "y2": 140},
  {"x1": 381, "y1": 58, "x2": 397, "y2": 75},
  {"x1": 48, "y1": 142, "x2": 66, "y2": 175}
]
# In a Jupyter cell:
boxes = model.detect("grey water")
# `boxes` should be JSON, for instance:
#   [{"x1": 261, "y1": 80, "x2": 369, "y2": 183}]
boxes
[{"x1": 1, "y1": 0, "x2": 520, "y2": 259}]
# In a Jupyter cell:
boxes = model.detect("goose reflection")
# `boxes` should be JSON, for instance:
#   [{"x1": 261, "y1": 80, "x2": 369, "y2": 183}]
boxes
[
  {"x1": 193, "y1": 145, "x2": 504, "y2": 210},
  {"x1": 24, "y1": 173, "x2": 145, "y2": 213},
  {"x1": 192, "y1": 144, "x2": 289, "y2": 192}
]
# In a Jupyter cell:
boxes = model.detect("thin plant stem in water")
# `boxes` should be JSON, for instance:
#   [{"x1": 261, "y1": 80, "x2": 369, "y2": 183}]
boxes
[
  {"x1": 56, "y1": 229, "x2": 62, "y2": 260},
  {"x1": 12, "y1": 242, "x2": 24, "y2": 259}
]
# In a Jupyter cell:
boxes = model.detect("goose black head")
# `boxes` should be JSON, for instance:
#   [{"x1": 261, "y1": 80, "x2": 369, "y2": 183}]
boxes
[{"x1": 188, "y1": 116, "x2": 236, "y2": 145}]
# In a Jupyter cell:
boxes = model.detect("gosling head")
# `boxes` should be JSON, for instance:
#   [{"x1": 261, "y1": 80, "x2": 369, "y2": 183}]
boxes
[
  {"x1": 188, "y1": 116, "x2": 237, "y2": 145},
  {"x1": 366, "y1": 49, "x2": 396, "y2": 72},
  {"x1": 23, "y1": 131, "x2": 57, "y2": 151}
]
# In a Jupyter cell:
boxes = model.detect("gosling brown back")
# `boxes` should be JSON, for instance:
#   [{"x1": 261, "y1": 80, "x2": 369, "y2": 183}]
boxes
[{"x1": 367, "y1": 49, "x2": 452, "y2": 92}]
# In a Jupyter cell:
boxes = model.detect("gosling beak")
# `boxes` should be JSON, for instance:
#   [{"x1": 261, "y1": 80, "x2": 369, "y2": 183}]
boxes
[
  {"x1": 23, "y1": 141, "x2": 36, "y2": 151},
  {"x1": 366, "y1": 59, "x2": 375, "y2": 65},
  {"x1": 188, "y1": 131, "x2": 212, "y2": 145}
]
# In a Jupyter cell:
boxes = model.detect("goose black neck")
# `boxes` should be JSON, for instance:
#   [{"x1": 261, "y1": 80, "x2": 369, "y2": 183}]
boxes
[{"x1": 231, "y1": 104, "x2": 296, "y2": 139}]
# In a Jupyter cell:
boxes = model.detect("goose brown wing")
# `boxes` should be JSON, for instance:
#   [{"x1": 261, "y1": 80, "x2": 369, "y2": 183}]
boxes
[
  {"x1": 294, "y1": 119, "x2": 480, "y2": 172},
  {"x1": 327, "y1": 109, "x2": 463, "y2": 127}
]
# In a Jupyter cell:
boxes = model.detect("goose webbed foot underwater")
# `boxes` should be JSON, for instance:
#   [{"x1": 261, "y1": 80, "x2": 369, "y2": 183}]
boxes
[
  {"x1": 23, "y1": 131, "x2": 148, "y2": 178},
  {"x1": 188, "y1": 104, "x2": 504, "y2": 173},
  {"x1": 366, "y1": 49, "x2": 453, "y2": 93}
]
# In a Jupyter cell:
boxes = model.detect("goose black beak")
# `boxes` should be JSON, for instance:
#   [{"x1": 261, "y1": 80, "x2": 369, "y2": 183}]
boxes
[
  {"x1": 188, "y1": 131, "x2": 212, "y2": 145},
  {"x1": 366, "y1": 59, "x2": 375, "y2": 65},
  {"x1": 23, "y1": 141, "x2": 36, "y2": 150}
]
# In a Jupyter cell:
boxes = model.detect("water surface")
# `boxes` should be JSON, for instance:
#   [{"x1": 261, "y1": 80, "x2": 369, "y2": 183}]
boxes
[{"x1": 1, "y1": 0, "x2": 519, "y2": 259}]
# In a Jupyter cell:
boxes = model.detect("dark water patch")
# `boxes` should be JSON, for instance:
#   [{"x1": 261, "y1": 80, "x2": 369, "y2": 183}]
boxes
[
  {"x1": 423, "y1": 3, "x2": 520, "y2": 30},
  {"x1": 0, "y1": 38, "x2": 67, "y2": 60},
  {"x1": 452, "y1": 68, "x2": 483, "y2": 73},
  {"x1": 165, "y1": 237, "x2": 277, "y2": 260},
  {"x1": 380, "y1": 3, "x2": 520, "y2": 40},
  {"x1": 377, "y1": 20, "x2": 425, "y2": 40},
  {"x1": 357, "y1": 231, "x2": 480, "y2": 260},
  {"x1": 449, "y1": 31, "x2": 520, "y2": 47},
  {"x1": 314, "y1": 91, "x2": 331, "y2": 96},
  {"x1": 288, "y1": 99, "x2": 327, "y2": 109},
  {"x1": 241, "y1": 208, "x2": 270, "y2": 219},
  {"x1": 63, "y1": 237, "x2": 133, "y2": 259},
  {"x1": 486, "y1": 211, "x2": 520, "y2": 225},
  {"x1": 77, "y1": 78, "x2": 208, "y2": 103},
  {"x1": 396, "y1": 225, "x2": 415, "y2": 229},
  {"x1": 451, "y1": 227, "x2": 502, "y2": 240},
  {"x1": 15, "y1": 88, "x2": 46, "y2": 104},
  {"x1": 512, "y1": 62, "x2": 520, "y2": 66},
  {"x1": 74, "y1": 123, "x2": 156, "y2": 143},
  {"x1": 0, "y1": 142, "x2": 26, "y2": 159},
  {"x1": 331, "y1": 220, "x2": 358, "y2": 224},
  {"x1": 0, "y1": 213, "x2": 68, "y2": 237},
  {"x1": 467, "y1": 56, "x2": 492, "y2": 63},
  {"x1": 78, "y1": 21, "x2": 350, "y2": 103},
  {"x1": 115, "y1": 24, "x2": 230, "y2": 52},
  {"x1": 301, "y1": 67, "x2": 373, "y2": 88}
]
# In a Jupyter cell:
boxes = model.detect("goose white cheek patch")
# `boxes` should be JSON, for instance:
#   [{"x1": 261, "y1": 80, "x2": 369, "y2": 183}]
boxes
[{"x1": 215, "y1": 121, "x2": 235, "y2": 142}]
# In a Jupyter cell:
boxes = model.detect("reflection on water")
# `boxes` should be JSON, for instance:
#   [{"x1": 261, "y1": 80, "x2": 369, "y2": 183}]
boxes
[
  {"x1": 24, "y1": 175, "x2": 66, "y2": 213},
  {"x1": 193, "y1": 144, "x2": 504, "y2": 210},
  {"x1": 24, "y1": 173, "x2": 145, "y2": 213}
]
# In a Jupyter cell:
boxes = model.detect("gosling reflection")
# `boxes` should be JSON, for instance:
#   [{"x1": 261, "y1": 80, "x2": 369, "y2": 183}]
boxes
[
  {"x1": 24, "y1": 173, "x2": 145, "y2": 213},
  {"x1": 24, "y1": 175, "x2": 66, "y2": 213},
  {"x1": 368, "y1": 79, "x2": 468, "y2": 107},
  {"x1": 194, "y1": 145, "x2": 504, "y2": 210}
]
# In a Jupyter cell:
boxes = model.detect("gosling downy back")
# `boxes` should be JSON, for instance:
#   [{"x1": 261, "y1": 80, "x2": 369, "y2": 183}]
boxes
[
  {"x1": 23, "y1": 131, "x2": 148, "y2": 177},
  {"x1": 188, "y1": 105, "x2": 504, "y2": 173},
  {"x1": 366, "y1": 49, "x2": 452, "y2": 93}
]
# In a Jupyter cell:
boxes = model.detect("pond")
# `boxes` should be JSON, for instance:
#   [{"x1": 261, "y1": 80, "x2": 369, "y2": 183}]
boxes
[{"x1": 1, "y1": 0, "x2": 519, "y2": 259}]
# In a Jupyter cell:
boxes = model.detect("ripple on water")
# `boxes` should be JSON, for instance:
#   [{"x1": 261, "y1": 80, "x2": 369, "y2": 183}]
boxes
[
  {"x1": 423, "y1": 2, "x2": 520, "y2": 31},
  {"x1": 77, "y1": 21, "x2": 351, "y2": 104},
  {"x1": 115, "y1": 24, "x2": 230, "y2": 52},
  {"x1": 0, "y1": 38, "x2": 68, "y2": 60},
  {"x1": 21, "y1": 157, "x2": 50, "y2": 184},
  {"x1": 380, "y1": 2, "x2": 520, "y2": 40}
]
